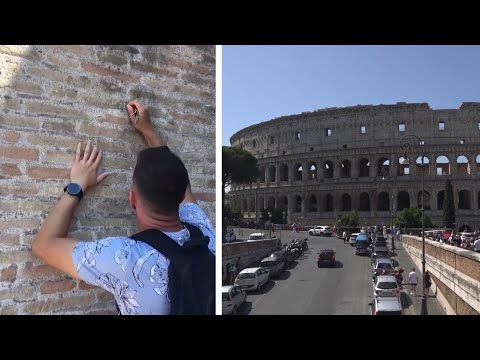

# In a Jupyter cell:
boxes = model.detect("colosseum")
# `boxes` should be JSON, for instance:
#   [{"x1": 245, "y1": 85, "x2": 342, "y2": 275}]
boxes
[{"x1": 228, "y1": 102, "x2": 480, "y2": 230}]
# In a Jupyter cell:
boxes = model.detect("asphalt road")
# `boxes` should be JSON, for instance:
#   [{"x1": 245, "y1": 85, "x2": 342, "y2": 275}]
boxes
[{"x1": 238, "y1": 232, "x2": 375, "y2": 315}]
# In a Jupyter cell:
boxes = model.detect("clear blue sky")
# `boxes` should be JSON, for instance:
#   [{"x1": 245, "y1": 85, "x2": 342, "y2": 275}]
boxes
[{"x1": 222, "y1": 45, "x2": 480, "y2": 145}]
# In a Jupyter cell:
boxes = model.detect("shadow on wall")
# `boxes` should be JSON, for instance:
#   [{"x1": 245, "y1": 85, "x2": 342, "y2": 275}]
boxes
[{"x1": 0, "y1": 45, "x2": 215, "y2": 315}]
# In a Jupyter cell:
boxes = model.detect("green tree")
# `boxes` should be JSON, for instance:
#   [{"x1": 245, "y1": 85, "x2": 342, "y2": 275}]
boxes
[
  {"x1": 443, "y1": 179, "x2": 455, "y2": 228},
  {"x1": 394, "y1": 207, "x2": 433, "y2": 228},
  {"x1": 260, "y1": 208, "x2": 270, "y2": 222},
  {"x1": 337, "y1": 211, "x2": 359, "y2": 227}
]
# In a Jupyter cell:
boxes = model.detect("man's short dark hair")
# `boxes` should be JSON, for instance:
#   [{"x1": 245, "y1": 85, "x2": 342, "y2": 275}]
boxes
[{"x1": 133, "y1": 146, "x2": 189, "y2": 215}]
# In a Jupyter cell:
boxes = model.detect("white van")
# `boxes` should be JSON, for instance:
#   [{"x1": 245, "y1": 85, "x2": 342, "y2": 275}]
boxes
[{"x1": 348, "y1": 233, "x2": 360, "y2": 246}]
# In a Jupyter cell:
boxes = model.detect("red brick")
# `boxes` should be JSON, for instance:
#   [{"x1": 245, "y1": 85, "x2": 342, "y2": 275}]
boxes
[
  {"x1": 81, "y1": 62, "x2": 137, "y2": 82},
  {"x1": 130, "y1": 61, "x2": 177, "y2": 78},
  {"x1": 21, "y1": 262, "x2": 64, "y2": 279},
  {"x1": 0, "y1": 184, "x2": 38, "y2": 197},
  {"x1": 0, "y1": 264, "x2": 17, "y2": 282},
  {"x1": 0, "y1": 164, "x2": 22, "y2": 176},
  {"x1": 172, "y1": 112, "x2": 212, "y2": 125},
  {"x1": 193, "y1": 192, "x2": 215, "y2": 202},
  {"x1": 208, "y1": 179, "x2": 216, "y2": 189},
  {"x1": 168, "y1": 57, "x2": 213, "y2": 77},
  {"x1": 2, "y1": 131, "x2": 20, "y2": 143},
  {"x1": 27, "y1": 167, "x2": 69, "y2": 180},
  {"x1": 23, "y1": 294, "x2": 95, "y2": 314},
  {"x1": 79, "y1": 280, "x2": 97, "y2": 290},
  {"x1": 40, "y1": 279, "x2": 76, "y2": 294},
  {"x1": 97, "y1": 114, "x2": 126, "y2": 125},
  {"x1": 0, "y1": 147, "x2": 38, "y2": 160}
]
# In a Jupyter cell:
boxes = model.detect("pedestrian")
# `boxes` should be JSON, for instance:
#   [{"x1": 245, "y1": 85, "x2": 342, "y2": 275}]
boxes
[
  {"x1": 408, "y1": 268, "x2": 418, "y2": 296},
  {"x1": 32, "y1": 100, "x2": 215, "y2": 315},
  {"x1": 424, "y1": 270, "x2": 432, "y2": 297},
  {"x1": 343, "y1": 231, "x2": 347, "y2": 244}
]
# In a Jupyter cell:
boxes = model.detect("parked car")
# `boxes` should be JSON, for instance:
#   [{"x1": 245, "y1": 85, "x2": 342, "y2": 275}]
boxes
[
  {"x1": 269, "y1": 250, "x2": 294, "y2": 265},
  {"x1": 317, "y1": 249, "x2": 336, "y2": 268},
  {"x1": 370, "y1": 294, "x2": 403, "y2": 315},
  {"x1": 460, "y1": 232, "x2": 475, "y2": 242},
  {"x1": 348, "y1": 233, "x2": 360, "y2": 246},
  {"x1": 355, "y1": 241, "x2": 368, "y2": 256},
  {"x1": 373, "y1": 275, "x2": 402, "y2": 297},
  {"x1": 248, "y1": 233, "x2": 266, "y2": 241},
  {"x1": 222, "y1": 285, "x2": 247, "y2": 315},
  {"x1": 224, "y1": 229, "x2": 237, "y2": 243},
  {"x1": 372, "y1": 258, "x2": 394, "y2": 278},
  {"x1": 234, "y1": 267, "x2": 270, "y2": 291},
  {"x1": 260, "y1": 256, "x2": 285, "y2": 277},
  {"x1": 309, "y1": 226, "x2": 333, "y2": 237}
]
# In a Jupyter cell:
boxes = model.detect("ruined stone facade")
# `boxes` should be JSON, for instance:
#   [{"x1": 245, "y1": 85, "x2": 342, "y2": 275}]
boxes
[{"x1": 229, "y1": 102, "x2": 480, "y2": 229}]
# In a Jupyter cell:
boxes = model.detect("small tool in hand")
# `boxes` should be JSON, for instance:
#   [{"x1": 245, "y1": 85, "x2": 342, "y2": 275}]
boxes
[{"x1": 129, "y1": 104, "x2": 141, "y2": 125}]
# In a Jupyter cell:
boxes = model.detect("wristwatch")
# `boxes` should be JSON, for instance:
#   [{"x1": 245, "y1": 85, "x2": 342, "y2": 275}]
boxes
[{"x1": 64, "y1": 182, "x2": 84, "y2": 200}]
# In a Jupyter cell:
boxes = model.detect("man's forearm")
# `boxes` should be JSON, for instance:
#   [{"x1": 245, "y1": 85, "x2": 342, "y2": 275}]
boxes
[
  {"x1": 35, "y1": 194, "x2": 79, "y2": 247},
  {"x1": 143, "y1": 128, "x2": 164, "y2": 147}
]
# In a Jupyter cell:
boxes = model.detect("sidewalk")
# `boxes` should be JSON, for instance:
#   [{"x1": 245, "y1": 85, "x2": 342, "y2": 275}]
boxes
[{"x1": 390, "y1": 236, "x2": 445, "y2": 315}]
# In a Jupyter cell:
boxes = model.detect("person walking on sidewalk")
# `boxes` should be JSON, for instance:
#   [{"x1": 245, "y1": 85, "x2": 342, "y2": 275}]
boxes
[
  {"x1": 408, "y1": 268, "x2": 418, "y2": 296},
  {"x1": 424, "y1": 270, "x2": 432, "y2": 297}
]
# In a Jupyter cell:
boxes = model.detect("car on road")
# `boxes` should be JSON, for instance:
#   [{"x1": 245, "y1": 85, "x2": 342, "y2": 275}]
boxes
[
  {"x1": 248, "y1": 233, "x2": 266, "y2": 241},
  {"x1": 260, "y1": 256, "x2": 285, "y2": 277},
  {"x1": 373, "y1": 275, "x2": 402, "y2": 297},
  {"x1": 222, "y1": 285, "x2": 247, "y2": 315},
  {"x1": 372, "y1": 258, "x2": 394, "y2": 279},
  {"x1": 348, "y1": 233, "x2": 360, "y2": 246},
  {"x1": 370, "y1": 294, "x2": 403, "y2": 315},
  {"x1": 234, "y1": 267, "x2": 270, "y2": 292},
  {"x1": 460, "y1": 232, "x2": 475, "y2": 242},
  {"x1": 317, "y1": 249, "x2": 336, "y2": 268},
  {"x1": 269, "y1": 250, "x2": 294, "y2": 265},
  {"x1": 309, "y1": 226, "x2": 332, "y2": 237},
  {"x1": 355, "y1": 241, "x2": 368, "y2": 256}
]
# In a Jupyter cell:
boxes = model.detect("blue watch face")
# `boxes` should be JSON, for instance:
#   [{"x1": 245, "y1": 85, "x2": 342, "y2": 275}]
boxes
[{"x1": 68, "y1": 183, "x2": 81, "y2": 195}]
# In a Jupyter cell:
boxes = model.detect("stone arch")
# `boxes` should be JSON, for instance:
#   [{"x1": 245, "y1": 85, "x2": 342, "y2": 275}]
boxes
[
  {"x1": 308, "y1": 194, "x2": 318, "y2": 212},
  {"x1": 258, "y1": 167, "x2": 265, "y2": 183},
  {"x1": 294, "y1": 195, "x2": 302, "y2": 212},
  {"x1": 295, "y1": 163, "x2": 303, "y2": 181},
  {"x1": 436, "y1": 156, "x2": 450, "y2": 176},
  {"x1": 359, "y1": 192, "x2": 370, "y2": 211},
  {"x1": 378, "y1": 158, "x2": 389, "y2": 177},
  {"x1": 324, "y1": 193, "x2": 333, "y2": 212},
  {"x1": 417, "y1": 190, "x2": 431, "y2": 210},
  {"x1": 415, "y1": 156, "x2": 430, "y2": 175},
  {"x1": 308, "y1": 162, "x2": 318, "y2": 180},
  {"x1": 341, "y1": 193, "x2": 352, "y2": 211},
  {"x1": 269, "y1": 165, "x2": 276, "y2": 182},
  {"x1": 258, "y1": 196, "x2": 265, "y2": 212},
  {"x1": 248, "y1": 198, "x2": 255, "y2": 212},
  {"x1": 398, "y1": 156, "x2": 410, "y2": 176},
  {"x1": 278, "y1": 195, "x2": 288, "y2": 211},
  {"x1": 341, "y1": 160, "x2": 351, "y2": 178},
  {"x1": 279, "y1": 164, "x2": 289, "y2": 181},
  {"x1": 458, "y1": 190, "x2": 471, "y2": 209},
  {"x1": 397, "y1": 191, "x2": 410, "y2": 211},
  {"x1": 477, "y1": 155, "x2": 480, "y2": 173},
  {"x1": 359, "y1": 158, "x2": 370, "y2": 177},
  {"x1": 267, "y1": 196, "x2": 275, "y2": 209},
  {"x1": 241, "y1": 198, "x2": 248, "y2": 212},
  {"x1": 324, "y1": 160, "x2": 334, "y2": 178},
  {"x1": 456, "y1": 155, "x2": 470, "y2": 175},
  {"x1": 377, "y1": 192, "x2": 390, "y2": 211},
  {"x1": 437, "y1": 190, "x2": 444, "y2": 211}
]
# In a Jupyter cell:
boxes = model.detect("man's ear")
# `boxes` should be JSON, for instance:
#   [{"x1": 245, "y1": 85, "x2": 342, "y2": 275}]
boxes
[{"x1": 129, "y1": 190, "x2": 137, "y2": 210}]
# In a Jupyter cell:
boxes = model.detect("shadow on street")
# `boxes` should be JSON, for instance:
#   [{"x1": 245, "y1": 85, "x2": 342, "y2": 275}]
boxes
[
  {"x1": 255, "y1": 279, "x2": 276, "y2": 294},
  {"x1": 238, "y1": 301, "x2": 253, "y2": 315},
  {"x1": 276, "y1": 270, "x2": 291, "y2": 280},
  {"x1": 400, "y1": 292, "x2": 413, "y2": 309}
]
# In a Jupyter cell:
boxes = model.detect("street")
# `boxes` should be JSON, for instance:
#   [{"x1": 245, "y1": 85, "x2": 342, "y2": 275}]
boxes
[{"x1": 235, "y1": 230, "x2": 446, "y2": 315}]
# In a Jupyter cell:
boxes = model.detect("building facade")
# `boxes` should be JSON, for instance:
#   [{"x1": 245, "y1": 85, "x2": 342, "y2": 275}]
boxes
[{"x1": 229, "y1": 102, "x2": 480, "y2": 229}]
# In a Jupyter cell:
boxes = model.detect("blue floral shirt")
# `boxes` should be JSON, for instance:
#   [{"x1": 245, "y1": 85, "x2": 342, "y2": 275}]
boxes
[{"x1": 71, "y1": 202, "x2": 216, "y2": 315}]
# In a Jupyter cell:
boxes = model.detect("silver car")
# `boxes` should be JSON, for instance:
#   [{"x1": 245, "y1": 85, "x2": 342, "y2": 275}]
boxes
[
  {"x1": 222, "y1": 285, "x2": 247, "y2": 315},
  {"x1": 371, "y1": 294, "x2": 403, "y2": 315}
]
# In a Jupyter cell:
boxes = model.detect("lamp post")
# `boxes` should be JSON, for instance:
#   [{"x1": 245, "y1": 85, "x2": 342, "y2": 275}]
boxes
[
  {"x1": 391, "y1": 195, "x2": 395, "y2": 250},
  {"x1": 268, "y1": 210, "x2": 272, "y2": 239},
  {"x1": 399, "y1": 134, "x2": 428, "y2": 315}
]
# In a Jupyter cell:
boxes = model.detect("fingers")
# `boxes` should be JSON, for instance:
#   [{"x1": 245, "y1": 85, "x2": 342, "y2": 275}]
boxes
[
  {"x1": 93, "y1": 150, "x2": 103, "y2": 167},
  {"x1": 96, "y1": 172, "x2": 111, "y2": 184},
  {"x1": 83, "y1": 140, "x2": 92, "y2": 162},
  {"x1": 89, "y1": 145, "x2": 98, "y2": 164},
  {"x1": 75, "y1": 142, "x2": 81, "y2": 162}
]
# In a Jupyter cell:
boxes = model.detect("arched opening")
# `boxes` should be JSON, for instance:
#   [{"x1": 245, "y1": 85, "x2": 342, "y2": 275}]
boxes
[
  {"x1": 397, "y1": 191, "x2": 410, "y2": 211},
  {"x1": 279, "y1": 164, "x2": 289, "y2": 181},
  {"x1": 341, "y1": 160, "x2": 351, "y2": 178},
  {"x1": 417, "y1": 191, "x2": 431, "y2": 210},
  {"x1": 324, "y1": 160, "x2": 333, "y2": 178},
  {"x1": 341, "y1": 193, "x2": 352, "y2": 211},
  {"x1": 477, "y1": 155, "x2": 480, "y2": 174},
  {"x1": 437, "y1": 191, "x2": 444, "y2": 211},
  {"x1": 378, "y1": 158, "x2": 389, "y2": 177},
  {"x1": 459, "y1": 224, "x2": 471, "y2": 232},
  {"x1": 258, "y1": 167, "x2": 265, "y2": 183},
  {"x1": 308, "y1": 162, "x2": 318, "y2": 180},
  {"x1": 269, "y1": 165, "x2": 276, "y2": 182},
  {"x1": 436, "y1": 156, "x2": 450, "y2": 176},
  {"x1": 359, "y1": 158, "x2": 370, "y2": 177},
  {"x1": 278, "y1": 196, "x2": 288, "y2": 211},
  {"x1": 294, "y1": 195, "x2": 302, "y2": 212},
  {"x1": 241, "y1": 198, "x2": 248, "y2": 212},
  {"x1": 267, "y1": 196, "x2": 275, "y2": 209},
  {"x1": 456, "y1": 155, "x2": 470, "y2": 175},
  {"x1": 324, "y1": 194, "x2": 333, "y2": 212},
  {"x1": 359, "y1": 192, "x2": 370, "y2": 211},
  {"x1": 295, "y1": 164, "x2": 303, "y2": 181},
  {"x1": 398, "y1": 156, "x2": 410, "y2": 176},
  {"x1": 377, "y1": 192, "x2": 390, "y2": 211},
  {"x1": 308, "y1": 195, "x2": 318, "y2": 212},
  {"x1": 258, "y1": 196, "x2": 264, "y2": 212},
  {"x1": 248, "y1": 198, "x2": 255, "y2": 212},
  {"x1": 458, "y1": 190, "x2": 471, "y2": 209},
  {"x1": 415, "y1": 156, "x2": 430, "y2": 176}
]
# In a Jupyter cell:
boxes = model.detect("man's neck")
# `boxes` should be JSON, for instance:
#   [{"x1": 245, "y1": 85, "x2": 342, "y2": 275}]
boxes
[{"x1": 138, "y1": 213, "x2": 183, "y2": 233}]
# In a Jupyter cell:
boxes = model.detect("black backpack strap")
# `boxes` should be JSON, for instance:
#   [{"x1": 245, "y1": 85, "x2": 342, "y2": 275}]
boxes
[{"x1": 130, "y1": 229, "x2": 184, "y2": 259}]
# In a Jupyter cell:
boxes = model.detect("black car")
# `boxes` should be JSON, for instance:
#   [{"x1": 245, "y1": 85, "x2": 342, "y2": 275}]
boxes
[
  {"x1": 317, "y1": 250, "x2": 336, "y2": 268},
  {"x1": 269, "y1": 250, "x2": 294, "y2": 265},
  {"x1": 355, "y1": 242, "x2": 368, "y2": 256}
]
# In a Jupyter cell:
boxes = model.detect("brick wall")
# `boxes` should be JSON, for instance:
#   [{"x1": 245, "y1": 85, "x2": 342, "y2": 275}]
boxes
[{"x1": 0, "y1": 45, "x2": 215, "y2": 314}]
